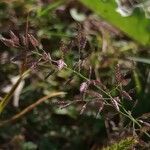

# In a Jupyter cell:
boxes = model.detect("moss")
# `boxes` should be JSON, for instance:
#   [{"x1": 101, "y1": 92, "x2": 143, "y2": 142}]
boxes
[{"x1": 102, "y1": 137, "x2": 137, "y2": 150}]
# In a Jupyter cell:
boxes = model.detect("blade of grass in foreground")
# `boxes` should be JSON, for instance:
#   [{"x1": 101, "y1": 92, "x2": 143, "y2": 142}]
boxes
[
  {"x1": 0, "y1": 70, "x2": 30, "y2": 114},
  {"x1": 128, "y1": 57, "x2": 150, "y2": 65}
]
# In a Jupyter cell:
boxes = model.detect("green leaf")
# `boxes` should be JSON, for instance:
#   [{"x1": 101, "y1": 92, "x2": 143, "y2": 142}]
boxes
[
  {"x1": 37, "y1": 0, "x2": 65, "y2": 17},
  {"x1": 79, "y1": 0, "x2": 150, "y2": 46}
]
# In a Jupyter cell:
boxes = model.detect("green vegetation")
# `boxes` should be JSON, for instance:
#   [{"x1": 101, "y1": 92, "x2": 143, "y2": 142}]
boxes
[
  {"x1": 102, "y1": 137, "x2": 137, "y2": 150},
  {"x1": 0, "y1": 0, "x2": 149, "y2": 149}
]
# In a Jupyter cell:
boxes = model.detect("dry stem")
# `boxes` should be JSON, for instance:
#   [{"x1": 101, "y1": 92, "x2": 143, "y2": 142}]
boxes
[{"x1": 0, "y1": 92, "x2": 65, "y2": 127}]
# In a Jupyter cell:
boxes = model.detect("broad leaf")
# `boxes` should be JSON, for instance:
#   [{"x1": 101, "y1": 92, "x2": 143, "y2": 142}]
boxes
[{"x1": 79, "y1": 0, "x2": 150, "y2": 46}]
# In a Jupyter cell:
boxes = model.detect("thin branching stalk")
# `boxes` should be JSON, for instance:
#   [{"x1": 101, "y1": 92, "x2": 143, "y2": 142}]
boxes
[{"x1": 65, "y1": 66, "x2": 150, "y2": 138}]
